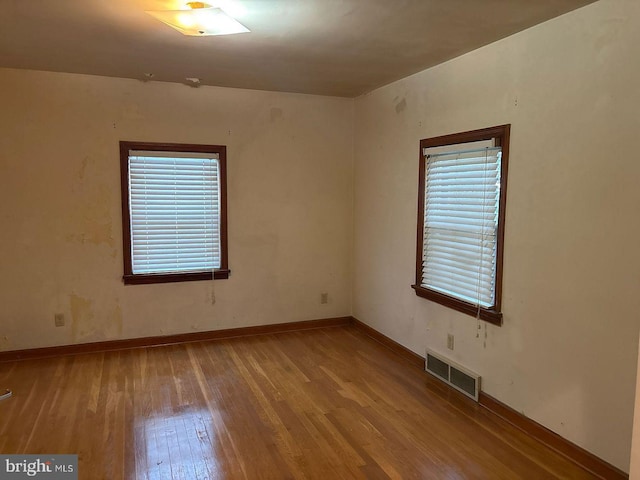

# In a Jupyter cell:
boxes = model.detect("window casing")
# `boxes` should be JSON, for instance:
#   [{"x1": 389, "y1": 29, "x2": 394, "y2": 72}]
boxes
[
  {"x1": 120, "y1": 141, "x2": 229, "y2": 285},
  {"x1": 412, "y1": 125, "x2": 510, "y2": 325}
]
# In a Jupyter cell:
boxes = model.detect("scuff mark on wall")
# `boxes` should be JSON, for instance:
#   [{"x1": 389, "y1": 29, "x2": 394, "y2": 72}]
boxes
[
  {"x1": 78, "y1": 157, "x2": 89, "y2": 180},
  {"x1": 69, "y1": 294, "x2": 95, "y2": 342},
  {"x1": 394, "y1": 98, "x2": 407, "y2": 114}
]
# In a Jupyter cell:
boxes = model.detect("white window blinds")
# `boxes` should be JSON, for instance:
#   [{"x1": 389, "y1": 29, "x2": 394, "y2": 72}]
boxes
[
  {"x1": 128, "y1": 151, "x2": 221, "y2": 275},
  {"x1": 421, "y1": 147, "x2": 502, "y2": 308}
]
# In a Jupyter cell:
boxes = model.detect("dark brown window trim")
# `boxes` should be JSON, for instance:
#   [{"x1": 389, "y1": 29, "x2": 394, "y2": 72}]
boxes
[
  {"x1": 123, "y1": 270, "x2": 230, "y2": 285},
  {"x1": 119, "y1": 141, "x2": 229, "y2": 286},
  {"x1": 411, "y1": 285, "x2": 503, "y2": 325},
  {"x1": 414, "y1": 124, "x2": 510, "y2": 326}
]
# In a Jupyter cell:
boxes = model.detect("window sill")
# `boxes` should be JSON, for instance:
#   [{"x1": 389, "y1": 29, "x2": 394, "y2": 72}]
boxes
[
  {"x1": 411, "y1": 285, "x2": 503, "y2": 326},
  {"x1": 124, "y1": 269, "x2": 230, "y2": 285}
]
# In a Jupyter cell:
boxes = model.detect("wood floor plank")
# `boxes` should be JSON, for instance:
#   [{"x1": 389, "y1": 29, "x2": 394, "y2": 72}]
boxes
[{"x1": 0, "y1": 325, "x2": 600, "y2": 479}]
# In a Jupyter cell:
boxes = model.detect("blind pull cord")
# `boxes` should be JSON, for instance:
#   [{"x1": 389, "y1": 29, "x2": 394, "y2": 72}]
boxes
[
  {"x1": 210, "y1": 160, "x2": 217, "y2": 306},
  {"x1": 476, "y1": 148, "x2": 489, "y2": 338}
]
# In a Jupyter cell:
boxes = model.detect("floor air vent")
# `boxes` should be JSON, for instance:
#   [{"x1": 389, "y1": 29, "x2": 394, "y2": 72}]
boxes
[{"x1": 425, "y1": 349, "x2": 480, "y2": 401}]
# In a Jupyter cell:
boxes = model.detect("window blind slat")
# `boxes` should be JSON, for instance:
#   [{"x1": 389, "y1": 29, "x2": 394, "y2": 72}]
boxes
[
  {"x1": 423, "y1": 256, "x2": 494, "y2": 275},
  {"x1": 423, "y1": 281, "x2": 493, "y2": 308},
  {"x1": 129, "y1": 175, "x2": 218, "y2": 184},
  {"x1": 130, "y1": 164, "x2": 218, "y2": 171},
  {"x1": 132, "y1": 214, "x2": 219, "y2": 220},
  {"x1": 423, "y1": 275, "x2": 494, "y2": 300},
  {"x1": 131, "y1": 198, "x2": 219, "y2": 205},
  {"x1": 426, "y1": 154, "x2": 500, "y2": 169},
  {"x1": 424, "y1": 263, "x2": 494, "y2": 286},
  {"x1": 131, "y1": 186, "x2": 218, "y2": 194},
  {"x1": 133, "y1": 248, "x2": 217, "y2": 262}
]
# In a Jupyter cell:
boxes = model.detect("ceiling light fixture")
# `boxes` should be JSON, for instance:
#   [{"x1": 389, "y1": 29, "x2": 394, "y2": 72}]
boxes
[{"x1": 146, "y1": 2, "x2": 250, "y2": 36}]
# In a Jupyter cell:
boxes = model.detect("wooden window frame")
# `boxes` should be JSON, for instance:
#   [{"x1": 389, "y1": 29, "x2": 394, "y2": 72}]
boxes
[
  {"x1": 412, "y1": 125, "x2": 510, "y2": 326},
  {"x1": 119, "y1": 141, "x2": 230, "y2": 285}
]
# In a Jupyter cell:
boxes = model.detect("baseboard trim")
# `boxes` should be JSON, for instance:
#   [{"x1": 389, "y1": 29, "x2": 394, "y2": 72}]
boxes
[
  {"x1": 350, "y1": 317, "x2": 628, "y2": 480},
  {"x1": 479, "y1": 392, "x2": 628, "y2": 480},
  {"x1": 350, "y1": 317, "x2": 424, "y2": 369},
  {"x1": 0, "y1": 316, "x2": 352, "y2": 363}
]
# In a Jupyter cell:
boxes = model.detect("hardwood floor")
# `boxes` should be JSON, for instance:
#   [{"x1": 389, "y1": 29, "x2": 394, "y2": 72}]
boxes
[{"x1": 0, "y1": 325, "x2": 597, "y2": 479}]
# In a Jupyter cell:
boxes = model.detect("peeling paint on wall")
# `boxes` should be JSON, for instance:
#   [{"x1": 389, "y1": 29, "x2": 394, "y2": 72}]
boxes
[
  {"x1": 64, "y1": 184, "x2": 115, "y2": 251},
  {"x1": 112, "y1": 303, "x2": 123, "y2": 337},
  {"x1": 69, "y1": 293, "x2": 95, "y2": 342},
  {"x1": 65, "y1": 224, "x2": 113, "y2": 248}
]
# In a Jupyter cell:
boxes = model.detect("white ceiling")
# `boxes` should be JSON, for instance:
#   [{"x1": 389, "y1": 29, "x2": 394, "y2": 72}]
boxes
[{"x1": 0, "y1": 0, "x2": 596, "y2": 97}]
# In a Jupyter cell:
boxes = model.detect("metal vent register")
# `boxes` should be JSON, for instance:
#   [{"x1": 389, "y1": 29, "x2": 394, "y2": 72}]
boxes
[{"x1": 425, "y1": 349, "x2": 480, "y2": 401}]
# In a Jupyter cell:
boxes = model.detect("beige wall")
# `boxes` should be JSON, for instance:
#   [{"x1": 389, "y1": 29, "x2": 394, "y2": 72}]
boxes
[
  {"x1": 0, "y1": 69, "x2": 353, "y2": 350},
  {"x1": 2, "y1": 0, "x2": 640, "y2": 473},
  {"x1": 353, "y1": 0, "x2": 640, "y2": 472},
  {"x1": 631, "y1": 334, "x2": 640, "y2": 478}
]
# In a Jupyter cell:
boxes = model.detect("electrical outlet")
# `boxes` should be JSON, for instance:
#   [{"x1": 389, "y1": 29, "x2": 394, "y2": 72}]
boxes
[
  {"x1": 447, "y1": 333, "x2": 454, "y2": 350},
  {"x1": 54, "y1": 313, "x2": 65, "y2": 327},
  {"x1": 320, "y1": 293, "x2": 329, "y2": 304}
]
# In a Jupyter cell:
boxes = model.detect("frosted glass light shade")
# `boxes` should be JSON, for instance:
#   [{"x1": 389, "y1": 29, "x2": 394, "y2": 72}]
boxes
[{"x1": 146, "y1": 6, "x2": 250, "y2": 36}]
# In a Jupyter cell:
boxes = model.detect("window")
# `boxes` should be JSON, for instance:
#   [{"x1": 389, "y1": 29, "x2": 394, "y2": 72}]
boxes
[
  {"x1": 119, "y1": 141, "x2": 229, "y2": 285},
  {"x1": 412, "y1": 125, "x2": 510, "y2": 325}
]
